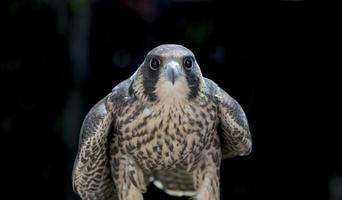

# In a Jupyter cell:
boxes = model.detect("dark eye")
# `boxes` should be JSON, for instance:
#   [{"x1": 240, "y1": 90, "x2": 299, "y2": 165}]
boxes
[
  {"x1": 184, "y1": 57, "x2": 193, "y2": 70},
  {"x1": 150, "y1": 57, "x2": 160, "y2": 70}
]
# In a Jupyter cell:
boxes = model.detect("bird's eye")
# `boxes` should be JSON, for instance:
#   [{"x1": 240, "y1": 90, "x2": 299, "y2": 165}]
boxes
[
  {"x1": 184, "y1": 57, "x2": 193, "y2": 70},
  {"x1": 150, "y1": 57, "x2": 160, "y2": 70}
]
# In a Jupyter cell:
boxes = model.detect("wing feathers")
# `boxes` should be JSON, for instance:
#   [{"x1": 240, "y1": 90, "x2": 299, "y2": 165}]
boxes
[
  {"x1": 72, "y1": 96, "x2": 116, "y2": 200},
  {"x1": 205, "y1": 78, "x2": 252, "y2": 159},
  {"x1": 216, "y1": 87, "x2": 252, "y2": 159}
]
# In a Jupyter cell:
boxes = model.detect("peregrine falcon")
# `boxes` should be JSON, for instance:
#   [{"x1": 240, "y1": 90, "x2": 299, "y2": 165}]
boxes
[{"x1": 72, "y1": 44, "x2": 252, "y2": 200}]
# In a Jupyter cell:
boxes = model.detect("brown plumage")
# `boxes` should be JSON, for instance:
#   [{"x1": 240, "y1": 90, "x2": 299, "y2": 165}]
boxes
[{"x1": 72, "y1": 44, "x2": 252, "y2": 200}]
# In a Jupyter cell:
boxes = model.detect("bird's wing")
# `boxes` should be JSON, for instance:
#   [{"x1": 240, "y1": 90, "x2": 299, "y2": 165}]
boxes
[
  {"x1": 204, "y1": 78, "x2": 252, "y2": 159},
  {"x1": 152, "y1": 168, "x2": 195, "y2": 197},
  {"x1": 72, "y1": 95, "x2": 116, "y2": 200}
]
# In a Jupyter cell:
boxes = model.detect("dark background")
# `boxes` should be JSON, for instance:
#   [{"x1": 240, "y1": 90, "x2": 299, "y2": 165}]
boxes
[{"x1": 1, "y1": 1, "x2": 336, "y2": 200}]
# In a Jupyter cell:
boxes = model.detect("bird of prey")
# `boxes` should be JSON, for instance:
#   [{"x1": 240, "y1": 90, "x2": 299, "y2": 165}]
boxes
[{"x1": 72, "y1": 44, "x2": 252, "y2": 200}]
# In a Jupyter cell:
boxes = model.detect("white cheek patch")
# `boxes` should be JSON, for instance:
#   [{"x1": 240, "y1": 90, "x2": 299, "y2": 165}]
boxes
[{"x1": 154, "y1": 76, "x2": 190, "y2": 103}]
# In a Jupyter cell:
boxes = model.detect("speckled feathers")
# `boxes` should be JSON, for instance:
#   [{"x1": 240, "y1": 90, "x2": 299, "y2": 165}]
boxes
[{"x1": 72, "y1": 44, "x2": 252, "y2": 200}]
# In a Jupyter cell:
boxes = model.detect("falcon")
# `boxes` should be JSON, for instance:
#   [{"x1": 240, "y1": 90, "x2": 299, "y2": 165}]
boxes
[{"x1": 72, "y1": 44, "x2": 252, "y2": 200}]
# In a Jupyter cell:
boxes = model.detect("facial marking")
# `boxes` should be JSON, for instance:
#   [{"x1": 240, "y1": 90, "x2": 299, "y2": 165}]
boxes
[{"x1": 132, "y1": 44, "x2": 204, "y2": 103}]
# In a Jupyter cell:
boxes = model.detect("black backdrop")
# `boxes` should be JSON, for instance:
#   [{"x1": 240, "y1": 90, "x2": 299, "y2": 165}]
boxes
[{"x1": 1, "y1": 1, "x2": 331, "y2": 200}]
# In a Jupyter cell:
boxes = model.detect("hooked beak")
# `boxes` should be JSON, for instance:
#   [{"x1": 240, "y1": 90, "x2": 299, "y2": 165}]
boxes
[{"x1": 165, "y1": 61, "x2": 181, "y2": 85}]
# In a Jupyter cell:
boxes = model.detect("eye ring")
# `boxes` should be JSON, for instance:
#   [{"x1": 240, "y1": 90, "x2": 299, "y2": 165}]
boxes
[
  {"x1": 150, "y1": 57, "x2": 160, "y2": 70},
  {"x1": 184, "y1": 57, "x2": 193, "y2": 70}
]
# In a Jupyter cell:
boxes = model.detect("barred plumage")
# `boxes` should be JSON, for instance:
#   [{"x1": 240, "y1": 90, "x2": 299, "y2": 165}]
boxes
[{"x1": 72, "y1": 44, "x2": 252, "y2": 200}]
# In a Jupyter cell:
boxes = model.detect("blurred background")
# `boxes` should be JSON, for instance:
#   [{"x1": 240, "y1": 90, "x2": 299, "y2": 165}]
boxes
[{"x1": 1, "y1": 1, "x2": 335, "y2": 200}]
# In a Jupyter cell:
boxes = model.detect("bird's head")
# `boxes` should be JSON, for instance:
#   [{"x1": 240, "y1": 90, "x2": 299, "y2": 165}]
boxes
[{"x1": 132, "y1": 44, "x2": 204, "y2": 103}]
